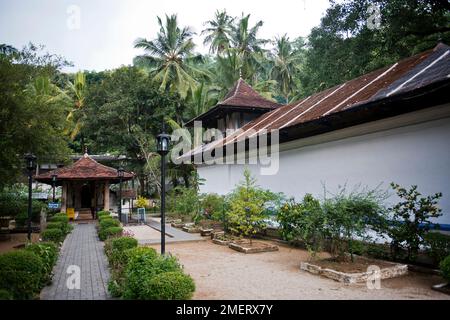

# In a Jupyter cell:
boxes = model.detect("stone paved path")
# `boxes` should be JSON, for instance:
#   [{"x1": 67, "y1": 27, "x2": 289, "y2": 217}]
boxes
[{"x1": 40, "y1": 223, "x2": 110, "y2": 300}]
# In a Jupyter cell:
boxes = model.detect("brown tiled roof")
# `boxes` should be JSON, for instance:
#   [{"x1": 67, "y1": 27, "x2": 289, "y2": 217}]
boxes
[
  {"x1": 35, "y1": 154, "x2": 134, "y2": 184},
  {"x1": 185, "y1": 78, "x2": 281, "y2": 126},
  {"x1": 183, "y1": 43, "x2": 450, "y2": 158}
]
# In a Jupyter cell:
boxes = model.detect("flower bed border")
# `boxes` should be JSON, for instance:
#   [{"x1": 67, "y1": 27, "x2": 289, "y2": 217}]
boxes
[
  {"x1": 300, "y1": 256, "x2": 408, "y2": 284},
  {"x1": 228, "y1": 240, "x2": 279, "y2": 254}
]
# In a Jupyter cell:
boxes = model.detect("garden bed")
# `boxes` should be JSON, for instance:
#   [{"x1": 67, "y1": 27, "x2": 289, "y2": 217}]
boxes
[
  {"x1": 182, "y1": 225, "x2": 201, "y2": 233},
  {"x1": 228, "y1": 239, "x2": 279, "y2": 254},
  {"x1": 300, "y1": 255, "x2": 408, "y2": 284}
]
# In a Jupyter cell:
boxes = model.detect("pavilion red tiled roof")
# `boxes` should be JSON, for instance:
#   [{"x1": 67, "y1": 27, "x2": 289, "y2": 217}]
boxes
[
  {"x1": 185, "y1": 78, "x2": 281, "y2": 126},
  {"x1": 35, "y1": 154, "x2": 134, "y2": 184}
]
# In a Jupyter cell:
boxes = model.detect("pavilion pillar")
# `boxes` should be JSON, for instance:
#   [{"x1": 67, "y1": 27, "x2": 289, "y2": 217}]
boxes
[
  {"x1": 61, "y1": 182, "x2": 67, "y2": 213},
  {"x1": 104, "y1": 181, "x2": 110, "y2": 211}
]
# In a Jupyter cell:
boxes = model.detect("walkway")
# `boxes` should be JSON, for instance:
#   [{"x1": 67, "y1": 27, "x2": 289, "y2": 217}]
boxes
[{"x1": 40, "y1": 223, "x2": 110, "y2": 300}]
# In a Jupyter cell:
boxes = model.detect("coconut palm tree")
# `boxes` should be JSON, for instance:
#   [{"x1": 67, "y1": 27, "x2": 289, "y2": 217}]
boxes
[
  {"x1": 270, "y1": 35, "x2": 302, "y2": 104},
  {"x1": 134, "y1": 14, "x2": 206, "y2": 99},
  {"x1": 201, "y1": 10, "x2": 234, "y2": 54},
  {"x1": 64, "y1": 71, "x2": 87, "y2": 140},
  {"x1": 229, "y1": 13, "x2": 268, "y2": 80}
]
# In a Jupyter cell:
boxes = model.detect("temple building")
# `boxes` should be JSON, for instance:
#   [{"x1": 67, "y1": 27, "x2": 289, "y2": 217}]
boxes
[{"x1": 35, "y1": 153, "x2": 134, "y2": 219}]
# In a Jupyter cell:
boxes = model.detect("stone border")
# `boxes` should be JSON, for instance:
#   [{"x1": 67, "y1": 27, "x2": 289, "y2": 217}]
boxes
[
  {"x1": 171, "y1": 222, "x2": 185, "y2": 228},
  {"x1": 228, "y1": 241, "x2": 279, "y2": 254},
  {"x1": 300, "y1": 257, "x2": 408, "y2": 284},
  {"x1": 182, "y1": 226, "x2": 201, "y2": 233},
  {"x1": 200, "y1": 228, "x2": 214, "y2": 237},
  {"x1": 212, "y1": 238, "x2": 231, "y2": 246}
]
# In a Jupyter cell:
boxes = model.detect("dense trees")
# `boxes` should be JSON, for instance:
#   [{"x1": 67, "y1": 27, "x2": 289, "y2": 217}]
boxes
[{"x1": 1, "y1": 0, "x2": 448, "y2": 191}]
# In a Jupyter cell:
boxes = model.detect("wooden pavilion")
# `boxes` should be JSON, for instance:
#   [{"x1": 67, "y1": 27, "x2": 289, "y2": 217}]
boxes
[{"x1": 35, "y1": 153, "x2": 134, "y2": 219}]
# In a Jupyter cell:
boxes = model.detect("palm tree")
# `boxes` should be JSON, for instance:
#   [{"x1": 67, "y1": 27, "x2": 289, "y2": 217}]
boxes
[
  {"x1": 270, "y1": 35, "x2": 302, "y2": 104},
  {"x1": 134, "y1": 14, "x2": 206, "y2": 99},
  {"x1": 230, "y1": 13, "x2": 268, "y2": 80},
  {"x1": 186, "y1": 82, "x2": 220, "y2": 120},
  {"x1": 64, "y1": 71, "x2": 87, "y2": 140},
  {"x1": 201, "y1": 10, "x2": 234, "y2": 54}
]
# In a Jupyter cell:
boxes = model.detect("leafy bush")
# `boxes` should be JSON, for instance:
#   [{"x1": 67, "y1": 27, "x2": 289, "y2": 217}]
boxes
[
  {"x1": 49, "y1": 214, "x2": 69, "y2": 224},
  {"x1": 201, "y1": 193, "x2": 225, "y2": 218},
  {"x1": 25, "y1": 242, "x2": 58, "y2": 285},
  {"x1": 136, "y1": 196, "x2": 148, "y2": 209},
  {"x1": 322, "y1": 185, "x2": 387, "y2": 261},
  {"x1": 97, "y1": 210, "x2": 110, "y2": 217},
  {"x1": 123, "y1": 248, "x2": 181, "y2": 299},
  {"x1": 140, "y1": 271, "x2": 195, "y2": 300},
  {"x1": 173, "y1": 186, "x2": 201, "y2": 216},
  {"x1": 385, "y1": 183, "x2": 443, "y2": 262},
  {"x1": 0, "y1": 289, "x2": 12, "y2": 300},
  {"x1": 99, "y1": 215, "x2": 114, "y2": 223},
  {"x1": 0, "y1": 190, "x2": 44, "y2": 220},
  {"x1": 41, "y1": 228, "x2": 64, "y2": 243},
  {"x1": 440, "y1": 255, "x2": 450, "y2": 282},
  {"x1": 99, "y1": 218, "x2": 120, "y2": 230},
  {"x1": 106, "y1": 237, "x2": 138, "y2": 268},
  {"x1": 277, "y1": 194, "x2": 325, "y2": 257},
  {"x1": 0, "y1": 250, "x2": 45, "y2": 299},
  {"x1": 226, "y1": 169, "x2": 283, "y2": 241},
  {"x1": 424, "y1": 232, "x2": 450, "y2": 264},
  {"x1": 98, "y1": 226, "x2": 123, "y2": 241},
  {"x1": 46, "y1": 221, "x2": 72, "y2": 235}
]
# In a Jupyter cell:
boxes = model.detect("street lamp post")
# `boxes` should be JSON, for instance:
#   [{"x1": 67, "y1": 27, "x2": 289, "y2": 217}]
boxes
[
  {"x1": 156, "y1": 128, "x2": 170, "y2": 255},
  {"x1": 51, "y1": 174, "x2": 57, "y2": 203},
  {"x1": 117, "y1": 167, "x2": 124, "y2": 223},
  {"x1": 24, "y1": 153, "x2": 36, "y2": 241}
]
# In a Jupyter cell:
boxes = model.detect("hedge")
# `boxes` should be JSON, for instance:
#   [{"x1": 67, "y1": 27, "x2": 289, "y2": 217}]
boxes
[
  {"x1": 98, "y1": 226, "x2": 123, "y2": 241},
  {"x1": 105, "y1": 237, "x2": 138, "y2": 269},
  {"x1": 0, "y1": 250, "x2": 45, "y2": 299},
  {"x1": 0, "y1": 289, "x2": 12, "y2": 300},
  {"x1": 424, "y1": 232, "x2": 450, "y2": 264},
  {"x1": 49, "y1": 215, "x2": 69, "y2": 224},
  {"x1": 140, "y1": 271, "x2": 195, "y2": 300},
  {"x1": 123, "y1": 251, "x2": 181, "y2": 299},
  {"x1": 440, "y1": 255, "x2": 450, "y2": 282},
  {"x1": 99, "y1": 218, "x2": 121, "y2": 230},
  {"x1": 97, "y1": 211, "x2": 111, "y2": 217},
  {"x1": 41, "y1": 229, "x2": 64, "y2": 243},
  {"x1": 99, "y1": 215, "x2": 114, "y2": 223}
]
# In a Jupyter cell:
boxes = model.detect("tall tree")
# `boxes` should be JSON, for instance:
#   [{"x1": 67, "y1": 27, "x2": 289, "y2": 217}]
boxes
[
  {"x1": 201, "y1": 10, "x2": 234, "y2": 54},
  {"x1": 134, "y1": 14, "x2": 206, "y2": 99}
]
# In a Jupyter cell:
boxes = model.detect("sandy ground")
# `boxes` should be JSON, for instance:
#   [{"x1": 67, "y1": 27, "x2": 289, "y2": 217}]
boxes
[{"x1": 148, "y1": 239, "x2": 450, "y2": 300}]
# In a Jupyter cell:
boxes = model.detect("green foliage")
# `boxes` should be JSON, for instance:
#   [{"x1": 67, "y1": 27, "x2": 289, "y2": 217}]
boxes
[
  {"x1": 41, "y1": 228, "x2": 64, "y2": 243},
  {"x1": 0, "y1": 250, "x2": 45, "y2": 299},
  {"x1": 99, "y1": 218, "x2": 121, "y2": 230},
  {"x1": 0, "y1": 189, "x2": 44, "y2": 219},
  {"x1": 97, "y1": 211, "x2": 111, "y2": 217},
  {"x1": 25, "y1": 242, "x2": 58, "y2": 285},
  {"x1": 226, "y1": 169, "x2": 282, "y2": 239},
  {"x1": 0, "y1": 289, "x2": 12, "y2": 300},
  {"x1": 0, "y1": 44, "x2": 71, "y2": 188},
  {"x1": 49, "y1": 214, "x2": 69, "y2": 224},
  {"x1": 424, "y1": 232, "x2": 450, "y2": 264},
  {"x1": 98, "y1": 226, "x2": 123, "y2": 241},
  {"x1": 322, "y1": 184, "x2": 388, "y2": 261},
  {"x1": 106, "y1": 237, "x2": 138, "y2": 269},
  {"x1": 140, "y1": 271, "x2": 195, "y2": 300},
  {"x1": 98, "y1": 215, "x2": 113, "y2": 223},
  {"x1": 123, "y1": 253, "x2": 182, "y2": 299},
  {"x1": 172, "y1": 186, "x2": 201, "y2": 216},
  {"x1": 201, "y1": 193, "x2": 225, "y2": 219},
  {"x1": 277, "y1": 194, "x2": 325, "y2": 257},
  {"x1": 136, "y1": 196, "x2": 148, "y2": 209},
  {"x1": 386, "y1": 183, "x2": 443, "y2": 262},
  {"x1": 440, "y1": 255, "x2": 450, "y2": 282}
]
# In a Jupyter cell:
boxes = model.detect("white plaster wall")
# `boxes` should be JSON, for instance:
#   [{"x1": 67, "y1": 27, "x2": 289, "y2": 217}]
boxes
[{"x1": 198, "y1": 113, "x2": 450, "y2": 225}]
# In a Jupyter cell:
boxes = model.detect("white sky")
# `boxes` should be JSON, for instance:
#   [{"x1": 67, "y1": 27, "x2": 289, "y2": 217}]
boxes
[{"x1": 0, "y1": 0, "x2": 330, "y2": 72}]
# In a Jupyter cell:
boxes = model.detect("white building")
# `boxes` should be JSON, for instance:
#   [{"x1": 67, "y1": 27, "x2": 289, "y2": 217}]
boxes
[{"x1": 182, "y1": 43, "x2": 450, "y2": 228}]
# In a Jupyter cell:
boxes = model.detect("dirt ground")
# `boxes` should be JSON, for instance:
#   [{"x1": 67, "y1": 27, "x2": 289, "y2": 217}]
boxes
[
  {"x1": 0, "y1": 233, "x2": 40, "y2": 253},
  {"x1": 149, "y1": 239, "x2": 450, "y2": 300}
]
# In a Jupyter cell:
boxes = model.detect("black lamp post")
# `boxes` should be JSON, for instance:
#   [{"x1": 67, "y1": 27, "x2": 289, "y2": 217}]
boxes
[
  {"x1": 51, "y1": 174, "x2": 57, "y2": 203},
  {"x1": 117, "y1": 167, "x2": 124, "y2": 223},
  {"x1": 157, "y1": 128, "x2": 170, "y2": 255},
  {"x1": 24, "y1": 153, "x2": 36, "y2": 241}
]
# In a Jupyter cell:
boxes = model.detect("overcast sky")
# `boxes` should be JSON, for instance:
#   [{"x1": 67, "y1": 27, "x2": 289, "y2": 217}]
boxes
[{"x1": 0, "y1": 0, "x2": 331, "y2": 72}]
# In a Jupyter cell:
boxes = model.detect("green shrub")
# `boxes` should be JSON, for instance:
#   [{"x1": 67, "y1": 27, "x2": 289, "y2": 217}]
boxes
[
  {"x1": 98, "y1": 226, "x2": 123, "y2": 241},
  {"x1": 97, "y1": 211, "x2": 110, "y2": 217},
  {"x1": 25, "y1": 242, "x2": 58, "y2": 285},
  {"x1": 0, "y1": 250, "x2": 45, "y2": 299},
  {"x1": 123, "y1": 248, "x2": 182, "y2": 299},
  {"x1": 49, "y1": 214, "x2": 69, "y2": 224},
  {"x1": 41, "y1": 229, "x2": 64, "y2": 243},
  {"x1": 140, "y1": 271, "x2": 195, "y2": 300},
  {"x1": 0, "y1": 289, "x2": 12, "y2": 300},
  {"x1": 99, "y1": 215, "x2": 114, "y2": 223},
  {"x1": 0, "y1": 190, "x2": 44, "y2": 221},
  {"x1": 108, "y1": 278, "x2": 123, "y2": 298},
  {"x1": 107, "y1": 237, "x2": 138, "y2": 268},
  {"x1": 46, "y1": 222, "x2": 64, "y2": 230},
  {"x1": 386, "y1": 183, "x2": 442, "y2": 262},
  {"x1": 440, "y1": 255, "x2": 450, "y2": 282},
  {"x1": 424, "y1": 232, "x2": 450, "y2": 264},
  {"x1": 99, "y1": 218, "x2": 120, "y2": 230},
  {"x1": 201, "y1": 193, "x2": 225, "y2": 218}
]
